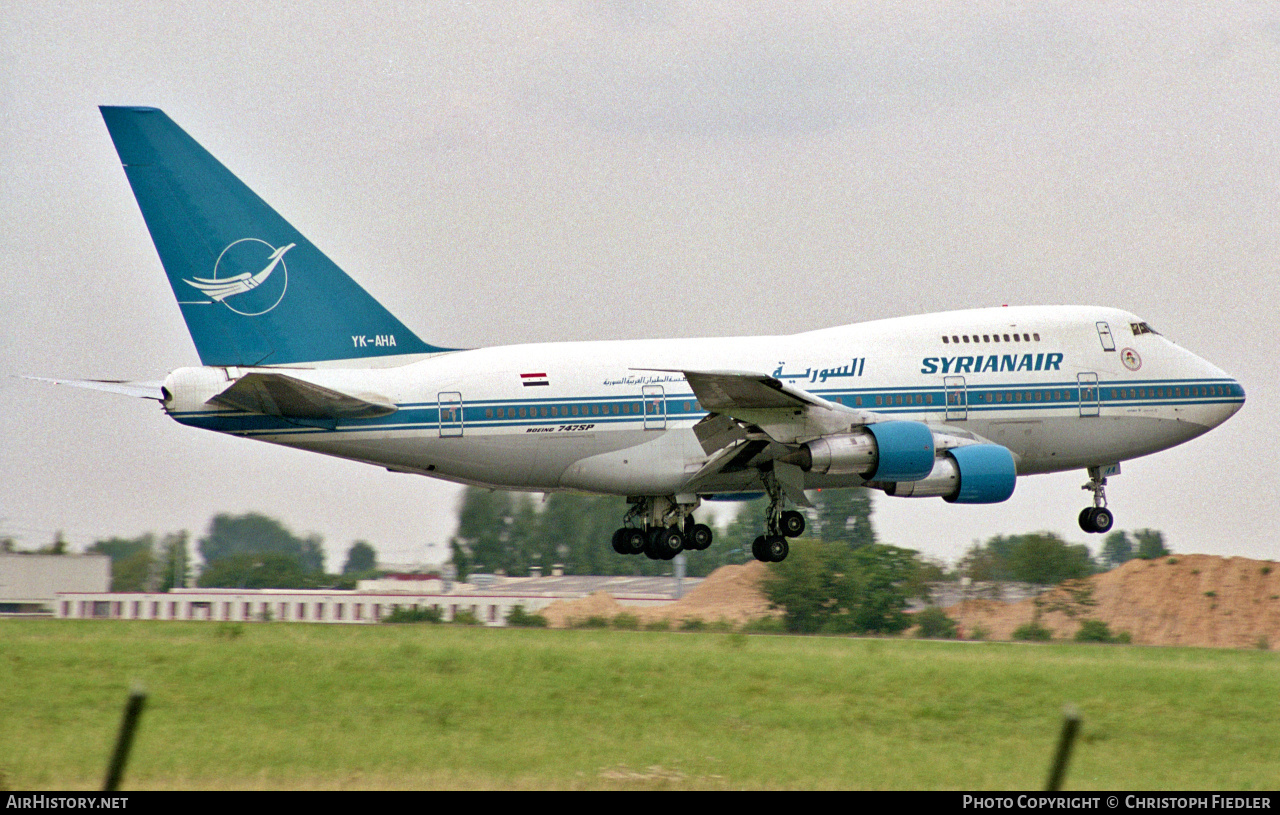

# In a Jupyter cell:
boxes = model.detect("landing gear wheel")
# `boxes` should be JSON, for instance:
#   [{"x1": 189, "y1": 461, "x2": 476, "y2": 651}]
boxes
[
  {"x1": 751, "y1": 535, "x2": 767, "y2": 562},
  {"x1": 622, "y1": 528, "x2": 646, "y2": 555},
  {"x1": 1078, "y1": 508, "x2": 1094, "y2": 532},
  {"x1": 611, "y1": 528, "x2": 627, "y2": 554},
  {"x1": 1078, "y1": 507, "x2": 1115, "y2": 534},
  {"x1": 762, "y1": 535, "x2": 789, "y2": 563},
  {"x1": 779, "y1": 510, "x2": 806, "y2": 538},
  {"x1": 688, "y1": 523, "x2": 713, "y2": 551},
  {"x1": 647, "y1": 526, "x2": 684, "y2": 560},
  {"x1": 1092, "y1": 507, "x2": 1114, "y2": 533}
]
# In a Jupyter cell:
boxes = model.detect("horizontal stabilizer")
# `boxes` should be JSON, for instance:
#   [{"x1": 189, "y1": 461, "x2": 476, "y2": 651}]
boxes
[
  {"x1": 23, "y1": 376, "x2": 165, "y2": 400},
  {"x1": 208, "y1": 372, "x2": 397, "y2": 420}
]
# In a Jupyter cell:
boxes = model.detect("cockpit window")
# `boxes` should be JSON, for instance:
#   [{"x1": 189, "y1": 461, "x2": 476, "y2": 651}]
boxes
[{"x1": 1131, "y1": 322, "x2": 1160, "y2": 336}]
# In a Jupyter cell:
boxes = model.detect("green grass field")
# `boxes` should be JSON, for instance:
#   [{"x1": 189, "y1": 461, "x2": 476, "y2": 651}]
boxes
[{"x1": 2, "y1": 619, "x2": 1276, "y2": 790}]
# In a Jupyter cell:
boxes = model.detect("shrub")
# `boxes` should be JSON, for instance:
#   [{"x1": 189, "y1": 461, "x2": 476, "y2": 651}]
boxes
[
  {"x1": 644, "y1": 619, "x2": 671, "y2": 632},
  {"x1": 572, "y1": 615, "x2": 610, "y2": 629},
  {"x1": 382, "y1": 606, "x2": 443, "y2": 624},
  {"x1": 1013, "y1": 621, "x2": 1053, "y2": 641},
  {"x1": 678, "y1": 618, "x2": 706, "y2": 632},
  {"x1": 610, "y1": 613, "x2": 639, "y2": 630},
  {"x1": 968, "y1": 625, "x2": 988, "y2": 641},
  {"x1": 451, "y1": 609, "x2": 481, "y2": 626},
  {"x1": 505, "y1": 605, "x2": 548, "y2": 628},
  {"x1": 741, "y1": 617, "x2": 785, "y2": 634},
  {"x1": 913, "y1": 607, "x2": 959, "y2": 639},
  {"x1": 1075, "y1": 619, "x2": 1123, "y2": 643}
]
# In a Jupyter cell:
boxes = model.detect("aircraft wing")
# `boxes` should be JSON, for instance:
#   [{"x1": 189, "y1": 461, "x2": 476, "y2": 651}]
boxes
[
  {"x1": 643, "y1": 368, "x2": 883, "y2": 505},
  {"x1": 639, "y1": 368, "x2": 877, "y2": 450},
  {"x1": 651, "y1": 368, "x2": 1002, "y2": 504},
  {"x1": 208, "y1": 372, "x2": 397, "y2": 421}
]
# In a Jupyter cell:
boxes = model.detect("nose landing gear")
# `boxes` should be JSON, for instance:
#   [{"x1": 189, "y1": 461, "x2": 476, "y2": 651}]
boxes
[{"x1": 1079, "y1": 466, "x2": 1115, "y2": 534}]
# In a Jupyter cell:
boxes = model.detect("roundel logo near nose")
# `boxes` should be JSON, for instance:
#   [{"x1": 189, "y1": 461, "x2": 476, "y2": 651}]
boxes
[{"x1": 183, "y1": 239, "x2": 294, "y2": 316}]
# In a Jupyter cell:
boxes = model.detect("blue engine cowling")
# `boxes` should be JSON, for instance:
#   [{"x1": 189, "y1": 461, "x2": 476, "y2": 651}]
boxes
[{"x1": 882, "y1": 443, "x2": 1017, "y2": 504}]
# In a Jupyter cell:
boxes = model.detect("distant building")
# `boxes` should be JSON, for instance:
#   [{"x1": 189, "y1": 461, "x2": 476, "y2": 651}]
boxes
[
  {"x1": 0, "y1": 554, "x2": 110, "y2": 615},
  {"x1": 54, "y1": 572, "x2": 699, "y2": 626}
]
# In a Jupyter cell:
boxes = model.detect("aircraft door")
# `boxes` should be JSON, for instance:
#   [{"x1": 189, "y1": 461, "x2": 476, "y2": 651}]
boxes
[
  {"x1": 1078, "y1": 373, "x2": 1100, "y2": 417},
  {"x1": 944, "y1": 376, "x2": 967, "y2": 421},
  {"x1": 643, "y1": 385, "x2": 666, "y2": 430},
  {"x1": 1096, "y1": 322, "x2": 1116, "y2": 352},
  {"x1": 438, "y1": 391, "x2": 463, "y2": 437}
]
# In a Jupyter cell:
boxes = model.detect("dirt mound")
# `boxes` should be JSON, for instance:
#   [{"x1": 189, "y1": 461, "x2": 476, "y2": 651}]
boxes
[
  {"x1": 948, "y1": 554, "x2": 1280, "y2": 648},
  {"x1": 540, "y1": 561, "x2": 778, "y2": 629},
  {"x1": 539, "y1": 554, "x2": 1280, "y2": 649}
]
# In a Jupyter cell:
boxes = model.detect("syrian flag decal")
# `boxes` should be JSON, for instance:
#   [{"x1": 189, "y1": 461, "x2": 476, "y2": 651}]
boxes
[{"x1": 520, "y1": 372, "x2": 549, "y2": 387}]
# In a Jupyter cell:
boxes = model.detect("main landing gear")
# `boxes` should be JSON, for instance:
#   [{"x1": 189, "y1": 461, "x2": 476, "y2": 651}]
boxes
[
  {"x1": 1079, "y1": 465, "x2": 1115, "y2": 534},
  {"x1": 611, "y1": 496, "x2": 713, "y2": 561},
  {"x1": 749, "y1": 471, "x2": 806, "y2": 562}
]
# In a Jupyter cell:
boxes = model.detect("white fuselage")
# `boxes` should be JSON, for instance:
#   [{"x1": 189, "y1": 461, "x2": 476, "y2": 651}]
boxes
[{"x1": 161, "y1": 305, "x2": 1244, "y2": 498}]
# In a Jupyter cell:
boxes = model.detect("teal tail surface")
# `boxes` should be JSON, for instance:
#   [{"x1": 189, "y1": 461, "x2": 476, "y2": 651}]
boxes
[{"x1": 100, "y1": 106, "x2": 446, "y2": 366}]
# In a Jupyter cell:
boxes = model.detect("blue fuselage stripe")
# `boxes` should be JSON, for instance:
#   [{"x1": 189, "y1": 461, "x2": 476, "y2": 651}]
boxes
[{"x1": 167, "y1": 377, "x2": 1244, "y2": 438}]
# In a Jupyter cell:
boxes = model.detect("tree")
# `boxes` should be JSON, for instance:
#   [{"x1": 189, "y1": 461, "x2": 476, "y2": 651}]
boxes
[
  {"x1": 808, "y1": 488, "x2": 875, "y2": 548},
  {"x1": 1101, "y1": 531, "x2": 1134, "y2": 569},
  {"x1": 761, "y1": 540, "x2": 921, "y2": 635},
  {"x1": 1134, "y1": 529, "x2": 1170, "y2": 560},
  {"x1": 198, "y1": 513, "x2": 324, "y2": 574},
  {"x1": 158, "y1": 531, "x2": 191, "y2": 591},
  {"x1": 197, "y1": 552, "x2": 315, "y2": 589},
  {"x1": 38, "y1": 532, "x2": 69, "y2": 555},
  {"x1": 961, "y1": 533, "x2": 1095, "y2": 586},
  {"x1": 89, "y1": 534, "x2": 157, "y2": 592},
  {"x1": 342, "y1": 541, "x2": 378, "y2": 576}
]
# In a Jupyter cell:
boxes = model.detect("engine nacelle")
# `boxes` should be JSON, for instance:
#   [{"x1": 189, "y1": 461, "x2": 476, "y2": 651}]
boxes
[
  {"x1": 882, "y1": 444, "x2": 1017, "y2": 504},
  {"x1": 793, "y1": 420, "x2": 935, "y2": 482}
]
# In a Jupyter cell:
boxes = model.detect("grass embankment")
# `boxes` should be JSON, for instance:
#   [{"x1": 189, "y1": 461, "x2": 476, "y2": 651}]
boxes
[{"x1": 2, "y1": 620, "x2": 1276, "y2": 789}]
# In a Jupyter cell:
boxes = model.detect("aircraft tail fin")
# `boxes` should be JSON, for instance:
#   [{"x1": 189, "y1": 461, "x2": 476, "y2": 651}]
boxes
[{"x1": 100, "y1": 106, "x2": 447, "y2": 366}]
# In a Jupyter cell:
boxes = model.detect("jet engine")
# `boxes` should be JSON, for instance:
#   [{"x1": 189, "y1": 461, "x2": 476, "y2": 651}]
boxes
[
  {"x1": 786, "y1": 420, "x2": 935, "y2": 482},
  {"x1": 880, "y1": 443, "x2": 1017, "y2": 504}
]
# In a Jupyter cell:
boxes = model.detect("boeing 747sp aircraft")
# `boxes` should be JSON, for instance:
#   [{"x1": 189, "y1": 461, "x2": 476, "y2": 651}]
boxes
[{"x1": 52, "y1": 107, "x2": 1245, "y2": 563}]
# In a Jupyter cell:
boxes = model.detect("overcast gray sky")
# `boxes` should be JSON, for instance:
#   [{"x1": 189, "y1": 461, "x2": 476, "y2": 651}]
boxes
[{"x1": 3, "y1": 1, "x2": 1275, "y2": 570}]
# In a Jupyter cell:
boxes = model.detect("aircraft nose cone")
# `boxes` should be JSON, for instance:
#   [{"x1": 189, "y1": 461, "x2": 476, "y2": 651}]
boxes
[{"x1": 1198, "y1": 377, "x2": 1245, "y2": 429}]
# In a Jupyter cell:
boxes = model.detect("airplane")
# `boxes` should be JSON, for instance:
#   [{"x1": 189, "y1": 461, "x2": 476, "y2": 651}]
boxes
[{"x1": 46, "y1": 106, "x2": 1246, "y2": 564}]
